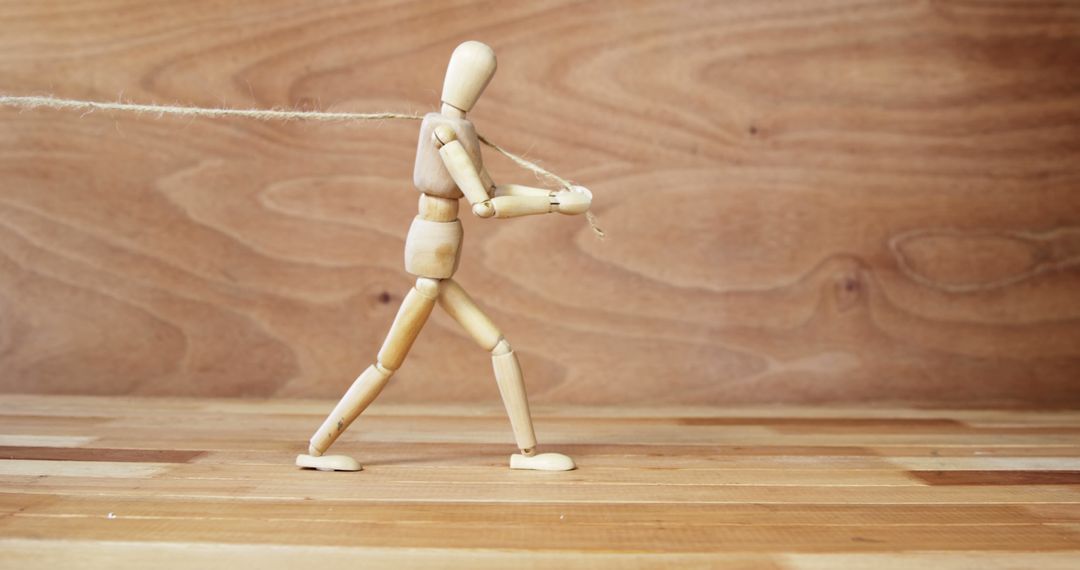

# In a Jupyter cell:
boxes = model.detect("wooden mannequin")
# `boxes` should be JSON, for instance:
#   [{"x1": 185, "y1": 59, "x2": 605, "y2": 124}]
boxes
[{"x1": 296, "y1": 41, "x2": 590, "y2": 472}]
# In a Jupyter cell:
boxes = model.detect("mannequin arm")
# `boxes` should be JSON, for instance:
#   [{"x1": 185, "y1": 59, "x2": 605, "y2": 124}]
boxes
[
  {"x1": 489, "y1": 184, "x2": 590, "y2": 218},
  {"x1": 434, "y1": 125, "x2": 590, "y2": 218},
  {"x1": 434, "y1": 126, "x2": 491, "y2": 208},
  {"x1": 493, "y1": 184, "x2": 552, "y2": 198}
]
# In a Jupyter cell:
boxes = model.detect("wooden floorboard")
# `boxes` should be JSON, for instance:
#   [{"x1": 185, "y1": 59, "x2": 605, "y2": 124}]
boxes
[{"x1": 1, "y1": 396, "x2": 1078, "y2": 568}]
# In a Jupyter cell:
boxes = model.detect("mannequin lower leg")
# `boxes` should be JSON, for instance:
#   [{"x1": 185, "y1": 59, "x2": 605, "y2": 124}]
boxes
[
  {"x1": 307, "y1": 363, "x2": 393, "y2": 456},
  {"x1": 438, "y1": 279, "x2": 538, "y2": 454},
  {"x1": 307, "y1": 278, "x2": 440, "y2": 456},
  {"x1": 491, "y1": 339, "x2": 537, "y2": 454},
  {"x1": 491, "y1": 340, "x2": 573, "y2": 470}
]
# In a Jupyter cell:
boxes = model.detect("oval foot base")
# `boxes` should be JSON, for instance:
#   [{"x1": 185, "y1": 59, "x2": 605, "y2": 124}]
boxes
[
  {"x1": 510, "y1": 452, "x2": 576, "y2": 471},
  {"x1": 296, "y1": 454, "x2": 362, "y2": 472}
]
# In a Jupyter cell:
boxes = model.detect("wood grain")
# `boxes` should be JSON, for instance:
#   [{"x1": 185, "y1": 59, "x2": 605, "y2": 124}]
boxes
[
  {"x1": 0, "y1": 1, "x2": 1078, "y2": 405},
  {"x1": 1, "y1": 396, "x2": 1080, "y2": 568}
]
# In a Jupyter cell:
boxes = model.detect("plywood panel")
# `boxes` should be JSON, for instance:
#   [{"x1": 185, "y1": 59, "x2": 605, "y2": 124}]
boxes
[{"x1": 0, "y1": 1, "x2": 1078, "y2": 404}]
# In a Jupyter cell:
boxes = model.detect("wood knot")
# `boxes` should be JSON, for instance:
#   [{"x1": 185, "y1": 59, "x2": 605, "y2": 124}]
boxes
[{"x1": 834, "y1": 270, "x2": 864, "y2": 311}]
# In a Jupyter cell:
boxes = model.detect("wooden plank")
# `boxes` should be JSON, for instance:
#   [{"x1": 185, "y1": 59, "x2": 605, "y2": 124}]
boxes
[
  {"x1": 17, "y1": 406, "x2": 1067, "y2": 448},
  {"x1": 0, "y1": 446, "x2": 204, "y2": 463},
  {"x1": 0, "y1": 435, "x2": 96, "y2": 447},
  {"x1": 8, "y1": 474, "x2": 1079, "y2": 505},
  {"x1": 86, "y1": 429, "x2": 1080, "y2": 448},
  {"x1": 4, "y1": 395, "x2": 1080, "y2": 423},
  {"x1": 0, "y1": 460, "x2": 168, "y2": 478},
  {"x1": 3, "y1": 514, "x2": 1078, "y2": 553},
  {"x1": 166, "y1": 463, "x2": 929, "y2": 486},
  {"x1": 910, "y1": 471, "x2": 1080, "y2": 486},
  {"x1": 0, "y1": 539, "x2": 779, "y2": 570},
  {"x1": 783, "y1": 553, "x2": 1080, "y2": 570},
  {"x1": 4, "y1": 495, "x2": 1067, "y2": 526},
  {"x1": 1026, "y1": 504, "x2": 1080, "y2": 523},
  {"x1": 891, "y1": 458, "x2": 1080, "y2": 471}
]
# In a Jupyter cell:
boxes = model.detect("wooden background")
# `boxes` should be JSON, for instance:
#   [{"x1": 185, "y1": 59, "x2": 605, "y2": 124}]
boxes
[{"x1": 0, "y1": 0, "x2": 1078, "y2": 407}]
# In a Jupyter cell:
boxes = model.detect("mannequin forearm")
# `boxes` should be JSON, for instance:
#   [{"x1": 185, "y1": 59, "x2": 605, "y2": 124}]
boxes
[
  {"x1": 433, "y1": 125, "x2": 589, "y2": 219},
  {"x1": 438, "y1": 139, "x2": 490, "y2": 206}
]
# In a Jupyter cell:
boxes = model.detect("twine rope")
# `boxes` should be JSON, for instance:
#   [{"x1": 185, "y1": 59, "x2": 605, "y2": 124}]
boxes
[{"x1": 0, "y1": 94, "x2": 603, "y2": 238}]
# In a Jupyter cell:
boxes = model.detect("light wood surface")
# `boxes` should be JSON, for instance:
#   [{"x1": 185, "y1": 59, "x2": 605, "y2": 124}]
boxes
[
  {"x1": 438, "y1": 279, "x2": 503, "y2": 351},
  {"x1": 0, "y1": 1, "x2": 1079, "y2": 405},
  {"x1": 417, "y1": 194, "x2": 459, "y2": 223},
  {"x1": 294, "y1": 453, "x2": 360, "y2": 472},
  {"x1": 413, "y1": 114, "x2": 477, "y2": 199},
  {"x1": 438, "y1": 138, "x2": 491, "y2": 207},
  {"x1": 1, "y1": 395, "x2": 1079, "y2": 568},
  {"x1": 440, "y1": 41, "x2": 498, "y2": 115},
  {"x1": 375, "y1": 278, "x2": 439, "y2": 371},
  {"x1": 308, "y1": 363, "x2": 392, "y2": 456},
  {"x1": 402, "y1": 216, "x2": 464, "y2": 278},
  {"x1": 490, "y1": 194, "x2": 554, "y2": 218},
  {"x1": 491, "y1": 339, "x2": 538, "y2": 452}
]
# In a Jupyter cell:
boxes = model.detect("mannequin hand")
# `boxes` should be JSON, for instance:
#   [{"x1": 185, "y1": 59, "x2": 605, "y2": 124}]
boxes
[{"x1": 553, "y1": 186, "x2": 592, "y2": 215}]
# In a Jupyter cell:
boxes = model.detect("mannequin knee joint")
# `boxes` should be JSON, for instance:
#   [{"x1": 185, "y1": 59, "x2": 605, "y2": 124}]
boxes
[{"x1": 492, "y1": 338, "x2": 512, "y2": 356}]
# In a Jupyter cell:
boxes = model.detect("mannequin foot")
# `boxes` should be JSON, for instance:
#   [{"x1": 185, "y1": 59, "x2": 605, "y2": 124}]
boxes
[
  {"x1": 296, "y1": 454, "x2": 362, "y2": 472},
  {"x1": 510, "y1": 452, "x2": 576, "y2": 471}
]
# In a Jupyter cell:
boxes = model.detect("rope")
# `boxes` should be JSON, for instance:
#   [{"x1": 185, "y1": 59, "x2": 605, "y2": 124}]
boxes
[{"x1": 0, "y1": 94, "x2": 604, "y2": 237}]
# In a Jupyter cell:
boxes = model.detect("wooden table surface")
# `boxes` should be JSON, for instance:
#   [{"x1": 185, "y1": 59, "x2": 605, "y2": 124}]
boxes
[{"x1": 1, "y1": 395, "x2": 1078, "y2": 568}]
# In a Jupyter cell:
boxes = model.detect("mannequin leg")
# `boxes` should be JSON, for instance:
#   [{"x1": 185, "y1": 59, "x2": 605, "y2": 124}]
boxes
[
  {"x1": 300, "y1": 278, "x2": 440, "y2": 469},
  {"x1": 438, "y1": 279, "x2": 575, "y2": 471}
]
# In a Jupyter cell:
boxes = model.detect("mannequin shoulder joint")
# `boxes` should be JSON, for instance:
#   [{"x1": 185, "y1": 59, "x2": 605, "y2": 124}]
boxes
[{"x1": 432, "y1": 125, "x2": 457, "y2": 148}]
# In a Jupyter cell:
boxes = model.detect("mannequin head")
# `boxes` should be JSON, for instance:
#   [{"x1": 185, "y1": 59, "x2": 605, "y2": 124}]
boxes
[{"x1": 440, "y1": 41, "x2": 497, "y2": 117}]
